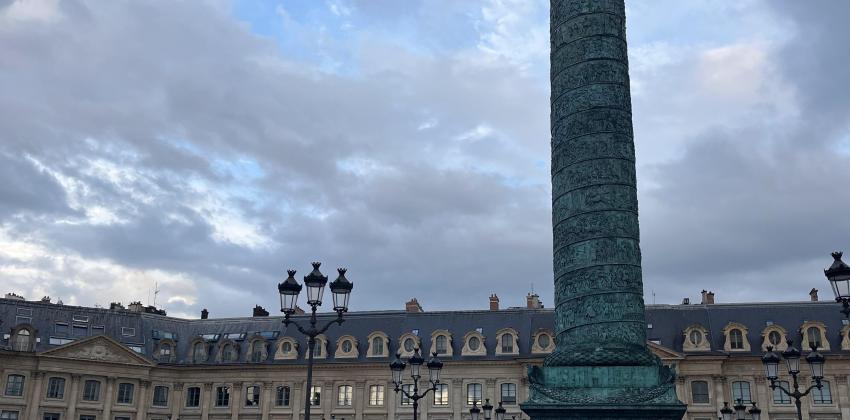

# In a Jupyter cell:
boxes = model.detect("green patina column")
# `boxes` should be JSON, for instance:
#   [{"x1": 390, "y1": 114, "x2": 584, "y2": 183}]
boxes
[{"x1": 520, "y1": 1, "x2": 687, "y2": 419}]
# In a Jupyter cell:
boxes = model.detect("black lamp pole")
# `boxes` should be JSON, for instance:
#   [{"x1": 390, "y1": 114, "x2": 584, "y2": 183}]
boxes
[
  {"x1": 761, "y1": 341, "x2": 825, "y2": 420},
  {"x1": 390, "y1": 349, "x2": 444, "y2": 420},
  {"x1": 278, "y1": 263, "x2": 353, "y2": 420}
]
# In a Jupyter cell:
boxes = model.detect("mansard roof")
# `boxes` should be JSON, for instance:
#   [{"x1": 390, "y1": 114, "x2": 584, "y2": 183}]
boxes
[{"x1": 1, "y1": 297, "x2": 846, "y2": 363}]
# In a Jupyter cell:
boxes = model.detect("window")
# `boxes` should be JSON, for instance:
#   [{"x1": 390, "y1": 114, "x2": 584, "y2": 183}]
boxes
[
  {"x1": 372, "y1": 337, "x2": 384, "y2": 356},
  {"x1": 79, "y1": 416, "x2": 95, "y2": 420},
  {"x1": 467, "y1": 383, "x2": 482, "y2": 405},
  {"x1": 401, "y1": 385, "x2": 413, "y2": 405},
  {"x1": 773, "y1": 381, "x2": 791, "y2": 404},
  {"x1": 91, "y1": 326, "x2": 105, "y2": 335},
  {"x1": 152, "y1": 386, "x2": 169, "y2": 407},
  {"x1": 121, "y1": 327, "x2": 135, "y2": 337},
  {"x1": 276, "y1": 386, "x2": 290, "y2": 406},
  {"x1": 258, "y1": 331, "x2": 279, "y2": 340},
  {"x1": 5, "y1": 375, "x2": 25, "y2": 396},
  {"x1": 689, "y1": 330, "x2": 703, "y2": 346},
  {"x1": 537, "y1": 334, "x2": 550, "y2": 349},
  {"x1": 159, "y1": 343, "x2": 172, "y2": 359},
  {"x1": 72, "y1": 325, "x2": 88, "y2": 337},
  {"x1": 223, "y1": 333, "x2": 244, "y2": 341},
  {"x1": 47, "y1": 377, "x2": 66, "y2": 399},
  {"x1": 369, "y1": 385, "x2": 384, "y2": 406},
  {"x1": 468, "y1": 336, "x2": 481, "y2": 351},
  {"x1": 310, "y1": 386, "x2": 321, "y2": 406},
  {"x1": 337, "y1": 385, "x2": 353, "y2": 406},
  {"x1": 808, "y1": 327, "x2": 823, "y2": 349},
  {"x1": 128, "y1": 346, "x2": 143, "y2": 354},
  {"x1": 15, "y1": 316, "x2": 31, "y2": 325},
  {"x1": 813, "y1": 381, "x2": 832, "y2": 404},
  {"x1": 245, "y1": 386, "x2": 260, "y2": 407},
  {"x1": 433, "y1": 384, "x2": 449, "y2": 406},
  {"x1": 72, "y1": 315, "x2": 89, "y2": 323},
  {"x1": 435, "y1": 335, "x2": 448, "y2": 355},
  {"x1": 55, "y1": 323, "x2": 69, "y2": 335},
  {"x1": 730, "y1": 329, "x2": 744, "y2": 350},
  {"x1": 83, "y1": 380, "x2": 101, "y2": 401},
  {"x1": 341, "y1": 339, "x2": 352, "y2": 353},
  {"x1": 311, "y1": 340, "x2": 322, "y2": 358},
  {"x1": 116, "y1": 383, "x2": 134, "y2": 404},
  {"x1": 500, "y1": 383, "x2": 517, "y2": 405},
  {"x1": 216, "y1": 386, "x2": 230, "y2": 407},
  {"x1": 43, "y1": 413, "x2": 60, "y2": 420},
  {"x1": 16, "y1": 308, "x2": 32, "y2": 316},
  {"x1": 501, "y1": 334, "x2": 514, "y2": 353},
  {"x1": 193, "y1": 342, "x2": 207, "y2": 363},
  {"x1": 282, "y1": 341, "x2": 292, "y2": 353},
  {"x1": 691, "y1": 381, "x2": 709, "y2": 404},
  {"x1": 49, "y1": 338, "x2": 74, "y2": 345},
  {"x1": 186, "y1": 387, "x2": 200, "y2": 407},
  {"x1": 403, "y1": 338, "x2": 415, "y2": 352},
  {"x1": 731, "y1": 381, "x2": 751, "y2": 404},
  {"x1": 0, "y1": 412, "x2": 18, "y2": 420},
  {"x1": 251, "y1": 341, "x2": 265, "y2": 362},
  {"x1": 222, "y1": 344, "x2": 238, "y2": 362},
  {"x1": 12, "y1": 330, "x2": 31, "y2": 352},
  {"x1": 114, "y1": 417, "x2": 130, "y2": 420},
  {"x1": 768, "y1": 331, "x2": 782, "y2": 346}
]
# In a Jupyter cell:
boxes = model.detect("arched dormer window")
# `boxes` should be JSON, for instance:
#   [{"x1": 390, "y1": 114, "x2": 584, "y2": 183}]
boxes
[
  {"x1": 366, "y1": 332, "x2": 389, "y2": 358},
  {"x1": 722, "y1": 322, "x2": 750, "y2": 352},
  {"x1": 274, "y1": 337, "x2": 299, "y2": 360},
  {"x1": 800, "y1": 321, "x2": 830, "y2": 351},
  {"x1": 495, "y1": 328, "x2": 518, "y2": 356},
  {"x1": 761, "y1": 325, "x2": 788, "y2": 352},
  {"x1": 841, "y1": 325, "x2": 850, "y2": 351},
  {"x1": 247, "y1": 336, "x2": 268, "y2": 363},
  {"x1": 531, "y1": 329, "x2": 554, "y2": 354},
  {"x1": 429, "y1": 330, "x2": 453, "y2": 357},
  {"x1": 154, "y1": 338, "x2": 177, "y2": 363},
  {"x1": 304, "y1": 335, "x2": 327, "y2": 359},
  {"x1": 11, "y1": 325, "x2": 35, "y2": 352},
  {"x1": 189, "y1": 338, "x2": 209, "y2": 363},
  {"x1": 335, "y1": 335, "x2": 359, "y2": 359},
  {"x1": 397, "y1": 333, "x2": 421, "y2": 358},
  {"x1": 682, "y1": 324, "x2": 710, "y2": 352},
  {"x1": 461, "y1": 330, "x2": 486, "y2": 356},
  {"x1": 217, "y1": 340, "x2": 240, "y2": 363}
]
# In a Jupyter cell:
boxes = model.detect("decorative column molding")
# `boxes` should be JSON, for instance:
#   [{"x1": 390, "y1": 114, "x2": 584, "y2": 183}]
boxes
[
  {"x1": 102, "y1": 377, "x2": 116, "y2": 420},
  {"x1": 171, "y1": 382, "x2": 185, "y2": 420},
  {"x1": 137, "y1": 380, "x2": 151, "y2": 420},
  {"x1": 386, "y1": 381, "x2": 397, "y2": 420},
  {"x1": 201, "y1": 382, "x2": 213, "y2": 420},
  {"x1": 452, "y1": 379, "x2": 463, "y2": 420},
  {"x1": 261, "y1": 382, "x2": 273, "y2": 420},
  {"x1": 67, "y1": 374, "x2": 82, "y2": 420},
  {"x1": 354, "y1": 381, "x2": 366, "y2": 420},
  {"x1": 26, "y1": 371, "x2": 45, "y2": 420},
  {"x1": 231, "y1": 382, "x2": 244, "y2": 420}
]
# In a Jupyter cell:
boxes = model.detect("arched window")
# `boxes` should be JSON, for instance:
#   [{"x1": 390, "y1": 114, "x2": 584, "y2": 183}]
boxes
[
  {"x1": 768, "y1": 331, "x2": 782, "y2": 346},
  {"x1": 193, "y1": 342, "x2": 207, "y2": 363},
  {"x1": 729, "y1": 329, "x2": 744, "y2": 350},
  {"x1": 435, "y1": 335, "x2": 448, "y2": 355},
  {"x1": 312, "y1": 340, "x2": 322, "y2": 357},
  {"x1": 222, "y1": 343, "x2": 238, "y2": 362},
  {"x1": 251, "y1": 341, "x2": 266, "y2": 362},
  {"x1": 372, "y1": 336, "x2": 384, "y2": 356},
  {"x1": 403, "y1": 337, "x2": 415, "y2": 353},
  {"x1": 689, "y1": 330, "x2": 703, "y2": 346},
  {"x1": 13, "y1": 329, "x2": 31, "y2": 352},
  {"x1": 807, "y1": 327, "x2": 823, "y2": 349},
  {"x1": 501, "y1": 334, "x2": 514, "y2": 353},
  {"x1": 338, "y1": 385, "x2": 353, "y2": 406}
]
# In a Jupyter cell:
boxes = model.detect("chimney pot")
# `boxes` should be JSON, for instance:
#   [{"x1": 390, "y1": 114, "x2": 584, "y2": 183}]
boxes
[
  {"x1": 201, "y1": 308, "x2": 209, "y2": 319},
  {"x1": 681, "y1": 297, "x2": 690, "y2": 305},
  {"x1": 810, "y1": 288, "x2": 819, "y2": 302},
  {"x1": 405, "y1": 298, "x2": 423, "y2": 313},
  {"x1": 526, "y1": 293, "x2": 542, "y2": 309},
  {"x1": 489, "y1": 294, "x2": 500, "y2": 311}
]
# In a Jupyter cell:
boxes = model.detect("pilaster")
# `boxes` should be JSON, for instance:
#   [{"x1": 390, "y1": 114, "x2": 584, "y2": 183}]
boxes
[
  {"x1": 837, "y1": 375, "x2": 850, "y2": 420},
  {"x1": 102, "y1": 377, "x2": 116, "y2": 420},
  {"x1": 202, "y1": 382, "x2": 213, "y2": 420},
  {"x1": 26, "y1": 371, "x2": 45, "y2": 420},
  {"x1": 292, "y1": 382, "x2": 302, "y2": 420},
  {"x1": 67, "y1": 374, "x2": 81, "y2": 420},
  {"x1": 354, "y1": 381, "x2": 366, "y2": 420},
  {"x1": 261, "y1": 382, "x2": 273, "y2": 420},
  {"x1": 231, "y1": 381, "x2": 243, "y2": 420},
  {"x1": 452, "y1": 378, "x2": 463, "y2": 420},
  {"x1": 137, "y1": 380, "x2": 151, "y2": 420},
  {"x1": 171, "y1": 382, "x2": 184, "y2": 420}
]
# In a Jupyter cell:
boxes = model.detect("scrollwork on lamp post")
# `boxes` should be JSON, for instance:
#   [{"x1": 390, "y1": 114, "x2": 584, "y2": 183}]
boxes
[
  {"x1": 389, "y1": 349, "x2": 443, "y2": 420},
  {"x1": 278, "y1": 262, "x2": 353, "y2": 420},
  {"x1": 761, "y1": 341, "x2": 825, "y2": 420}
]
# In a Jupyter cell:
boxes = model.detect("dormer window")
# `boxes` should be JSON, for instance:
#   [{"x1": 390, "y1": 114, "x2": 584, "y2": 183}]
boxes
[
  {"x1": 366, "y1": 332, "x2": 389, "y2": 358},
  {"x1": 334, "y1": 335, "x2": 358, "y2": 358},
  {"x1": 807, "y1": 327, "x2": 823, "y2": 349},
  {"x1": 429, "y1": 330, "x2": 453, "y2": 356},
  {"x1": 221, "y1": 343, "x2": 239, "y2": 362},
  {"x1": 469, "y1": 337, "x2": 480, "y2": 350},
  {"x1": 436, "y1": 336, "x2": 447, "y2": 354},
  {"x1": 495, "y1": 328, "x2": 518, "y2": 356},
  {"x1": 760, "y1": 325, "x2": 788, "y2": 352},
  {"x1": 768, "y1": 331, "x2": 782, "y2": 346},
  {"x1": 404, "y1": 338, "x2": 415, "y2": 352},
  {"x1": 250, "y1": 340, "x2": 267, "y2": 362},
  {"x1": 462, "y1": 330, "x2": 486, "y2": 356},
  {"x1": 192, "y1": 342, "x2": 208, "y2": 363},
  {"x1": 274, "y1": 337, "x2": 298, "y2": 360},
  {"x1": 730, "y1": 329, "x2": 744, "y2": 349},
  {"x1": 373, "y1": 337, "x2": 384, "y2": 355},
  {"x1": 304, "y1": 335, "x2": 327, "y2": 359},
  {"x1": 799, "y1": 321, "x2": 830, "y2": 351},
  {"x1": 722, "y1": 322, "x2": 750, "y2": 352}
]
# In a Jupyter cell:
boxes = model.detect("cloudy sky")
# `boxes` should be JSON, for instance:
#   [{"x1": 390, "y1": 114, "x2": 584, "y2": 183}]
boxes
[{"x1": 1, "y1": 0, "x2": 848, "y2": 319}]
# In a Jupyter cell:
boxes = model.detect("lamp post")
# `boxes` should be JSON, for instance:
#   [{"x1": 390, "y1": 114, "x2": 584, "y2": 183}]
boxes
[
  {"x1": 389, "y1": 349, "x2": 443, "y2": 420},
  {"x1": 278, "y1": 262, "x2": 353, "y2": 420},
  {"x1": 825, "y1": 251, "x2": 850, "y2": 318},
  {"x1": 719, "y1": 400, "x2": 760, "y2": 420},
  {"x1": 761, "y1": 341, "x2": 825, "y2": 420}
]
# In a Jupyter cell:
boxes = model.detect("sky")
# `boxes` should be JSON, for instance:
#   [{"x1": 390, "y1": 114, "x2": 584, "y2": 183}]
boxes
[{"x1": 0, "y1": 0, "x2": 848, "y2": 319}]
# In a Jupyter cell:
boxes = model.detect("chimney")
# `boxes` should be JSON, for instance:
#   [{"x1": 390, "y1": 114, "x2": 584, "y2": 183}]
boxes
[
  {"x1": 681, "y1": 297, "x2": 690, "y2": 305},
  {"x1": 489, "y1": 294, "x2": 500, "y2": 311},
  {"x1": 252, "y1": 305, "x2": 269, "y2": 317},
  {"x1": 127, "y1": 301, "x2": 144, "y2": 312},
  {"x1": 110, "y1": 302, "x2": 125, "y2": 311},
  {"x1": 4, "y1": 293, "x2": 25, "y2": 301},
  {"x1": 810, "y1": 288, "x2": 819, "y2": 302},
  {"x1": 526, "y1": 293, "x2": 543, "y2": 309},
  {"x1": 201, "y1": 308, "x2": 209, "y2": 319},
  {"x1": 700, "y1": 290, "x2": 715, "y2": 305},
  {"x1": 405, "y1": 298, "x2": 423, "y2": 313}
]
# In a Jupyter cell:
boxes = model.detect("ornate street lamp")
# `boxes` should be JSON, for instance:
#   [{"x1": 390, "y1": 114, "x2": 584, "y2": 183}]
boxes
[
  {"x1": 278, "y1": 263, "x2": 353, "y2": 420},
  {"x1": 390, "y1": 349, "x2": 443, "y2": 420},
  {"x1": 494, "y1": 401, "x2": 506, "y2": 420},
  {"x1": 720, "y1": 400, "x2": 760, "y2": 420},
  {"x1": 482, "y1": 399, "x2": 494, "y2": 420},
  {"x1": 761, "y1": 341, "x2": 824, "y2": 420},
  {"x1": 825, "y1": 251, "x2": 850, "y2": 318},
  {"x1": 470, "y1": 402, "x2": 481, "y2": 420}
]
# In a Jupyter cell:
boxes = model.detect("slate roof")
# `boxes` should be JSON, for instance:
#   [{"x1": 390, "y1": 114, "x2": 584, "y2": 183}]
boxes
[{"x1": 1, "y1": 297, "x2": 847, "y2": 364}]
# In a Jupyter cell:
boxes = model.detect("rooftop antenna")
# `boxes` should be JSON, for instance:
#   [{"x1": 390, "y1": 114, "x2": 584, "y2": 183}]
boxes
[
  {"x1": 652, "y1": 290, "x2": 656, "y2": 305},
  {"x1": 152, "y1": 281, "x2": 160, "y2": 307}
]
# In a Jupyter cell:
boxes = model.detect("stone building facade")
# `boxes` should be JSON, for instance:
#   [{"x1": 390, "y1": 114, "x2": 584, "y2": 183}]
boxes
[{"x1": 2, "y1": 293, "x2": 850, "y2": 420}]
